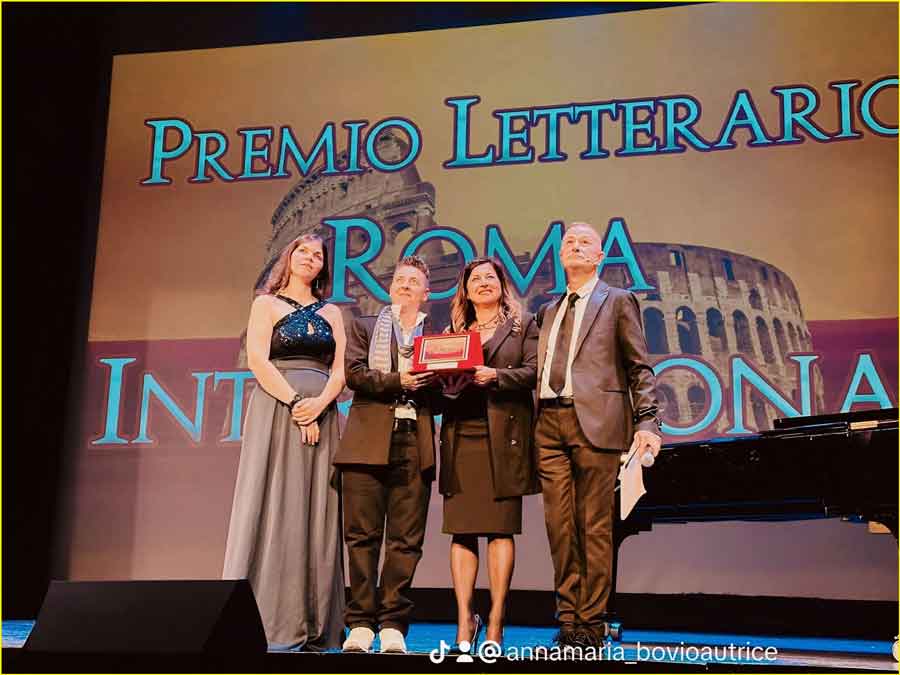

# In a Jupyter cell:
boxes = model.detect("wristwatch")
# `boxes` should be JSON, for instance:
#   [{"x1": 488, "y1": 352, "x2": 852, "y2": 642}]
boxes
[{"x1": 288, "y1": 393, "x2": 304, "y2": 410}]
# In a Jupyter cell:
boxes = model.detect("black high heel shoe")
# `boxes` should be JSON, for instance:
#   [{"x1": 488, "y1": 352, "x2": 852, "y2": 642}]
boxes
[{"x1": 449, "y1": 614, "x2": 483, "y2": 655}]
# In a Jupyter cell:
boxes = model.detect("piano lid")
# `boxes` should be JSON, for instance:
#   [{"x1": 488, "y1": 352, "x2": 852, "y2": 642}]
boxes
[{"x1": 772, "y1": 407, "x2": 898, "y2": 431}]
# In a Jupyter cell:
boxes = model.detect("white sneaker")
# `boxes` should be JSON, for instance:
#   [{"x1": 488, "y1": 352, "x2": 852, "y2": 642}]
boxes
[
  {"x1": 379, "y1": 627, "x2": 407, "y2": 654},
  {"x1": 342, "y1": 626, "x2": 375, "y2": 653}
]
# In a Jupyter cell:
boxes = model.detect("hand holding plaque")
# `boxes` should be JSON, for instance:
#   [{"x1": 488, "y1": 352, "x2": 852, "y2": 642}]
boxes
[{"x1": 411, "y1": 331, "x2": 484, "y2": 373}]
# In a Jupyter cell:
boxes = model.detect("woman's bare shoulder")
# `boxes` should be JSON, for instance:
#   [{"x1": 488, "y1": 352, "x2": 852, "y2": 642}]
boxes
[
  {"x1": 318, "y1": 302, "x2": 346, "y2": 325},
  {"x1": 250, "y1": 294, "x2": 277, "y2": 319}
]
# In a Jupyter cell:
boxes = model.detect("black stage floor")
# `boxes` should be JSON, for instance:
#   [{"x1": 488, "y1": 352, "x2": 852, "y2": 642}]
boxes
[
  {"x1": 4, "y1": 646, "x2": 897, "y2": 673},
  {"x1": 6, "y1": 591, "x2": 897, "y2": 672},
  {"x1": 5, "y1": 618, "x2": 897, "y2": 673}
]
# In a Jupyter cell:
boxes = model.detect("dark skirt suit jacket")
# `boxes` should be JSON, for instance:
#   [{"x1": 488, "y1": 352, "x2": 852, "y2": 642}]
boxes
[
  {"x1": 438, "y1": 313, "x2": 541, "y2": 499},
  {"x1": 336, "y1": 315, "x2": 438, "y2": 475}
]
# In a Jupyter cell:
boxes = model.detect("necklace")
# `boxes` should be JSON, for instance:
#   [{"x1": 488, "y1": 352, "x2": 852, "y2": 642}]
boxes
[{"x1": 474, "y1": 311, "x2": 502, "y2": 330}]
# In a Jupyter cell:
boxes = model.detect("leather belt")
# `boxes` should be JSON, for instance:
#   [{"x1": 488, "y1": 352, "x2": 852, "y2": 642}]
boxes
[
  {"x1": 540, "y1": 396, "x2": 575, "y2": 408},
  {"x1": 392, "y1": 418, "x2": 417, "y2": 433}
]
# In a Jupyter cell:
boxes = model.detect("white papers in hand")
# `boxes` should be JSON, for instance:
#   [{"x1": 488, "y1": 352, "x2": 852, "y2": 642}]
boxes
[{"x1": 618, "y1": 449, "x2": 647, "y2": 520}]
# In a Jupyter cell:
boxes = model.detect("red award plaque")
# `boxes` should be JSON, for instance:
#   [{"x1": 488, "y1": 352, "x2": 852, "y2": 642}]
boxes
[{"x1": 411, "y1": 331, "x2": 483, "y2": 372}]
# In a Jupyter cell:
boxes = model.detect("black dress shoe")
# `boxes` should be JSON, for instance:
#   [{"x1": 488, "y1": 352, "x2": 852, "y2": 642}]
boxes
[
  {"x1": 552, "y1": 625, "x2": 577, "y2": 647},
  {"x1": 571, "y1": 625, "x2": 602, "y2": 648}
]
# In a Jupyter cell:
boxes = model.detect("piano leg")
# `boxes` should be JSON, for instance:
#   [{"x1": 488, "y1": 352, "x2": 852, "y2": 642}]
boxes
[{"x1": 608, "y1": 489, "x2": 649, "y2": 642}]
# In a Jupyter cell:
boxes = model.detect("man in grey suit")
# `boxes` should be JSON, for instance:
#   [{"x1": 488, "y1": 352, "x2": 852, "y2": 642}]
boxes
[{"x1": 535, "y1": 222, "x2": 661, "y2": 647}]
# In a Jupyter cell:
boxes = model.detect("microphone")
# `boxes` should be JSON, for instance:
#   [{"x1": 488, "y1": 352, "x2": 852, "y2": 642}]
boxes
[{"x1": 641, "y1": 451, "x2": 655, "y2": 468}]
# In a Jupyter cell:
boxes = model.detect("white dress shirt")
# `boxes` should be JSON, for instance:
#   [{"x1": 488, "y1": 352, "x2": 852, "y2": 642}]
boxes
[{"x1": 539, "y1": 276, "x2": 600, "y2": 399}]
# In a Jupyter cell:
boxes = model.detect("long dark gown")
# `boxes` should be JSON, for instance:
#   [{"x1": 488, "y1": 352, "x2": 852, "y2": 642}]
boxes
[{"x1": 223, "y1": 296, "x2": 344, "y2": 651}]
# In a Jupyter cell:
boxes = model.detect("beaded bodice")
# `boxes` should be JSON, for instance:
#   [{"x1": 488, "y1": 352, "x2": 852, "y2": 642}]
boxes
[{"x1": 269, "y1": 295, "x2": 335, "y2": 364}]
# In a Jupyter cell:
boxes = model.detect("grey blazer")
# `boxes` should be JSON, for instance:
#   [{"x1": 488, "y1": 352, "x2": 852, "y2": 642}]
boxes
[{"x1": 537, "y1": 280, "x2": 660, "y2": 450}]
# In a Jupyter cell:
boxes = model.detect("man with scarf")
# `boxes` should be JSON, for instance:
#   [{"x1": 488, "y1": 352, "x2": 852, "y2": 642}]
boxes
[{"x1": 337, "y1": 255, "x2": 438, "y2": 654}]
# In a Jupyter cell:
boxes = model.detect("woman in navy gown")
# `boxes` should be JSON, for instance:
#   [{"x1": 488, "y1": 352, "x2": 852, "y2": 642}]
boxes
[{"x1": 223, "y1": 233, "x2": 346, "y2": 651}]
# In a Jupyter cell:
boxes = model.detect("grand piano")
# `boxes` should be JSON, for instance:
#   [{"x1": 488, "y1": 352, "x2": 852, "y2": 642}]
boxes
[{"x1": 607, "y1": 407, "x2": 898, "y2": 637}]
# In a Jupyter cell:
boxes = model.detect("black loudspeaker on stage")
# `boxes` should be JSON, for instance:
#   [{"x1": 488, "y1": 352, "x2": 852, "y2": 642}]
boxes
[{"x1": 23, "y1": 580, "x2": 266, "y2": 655}]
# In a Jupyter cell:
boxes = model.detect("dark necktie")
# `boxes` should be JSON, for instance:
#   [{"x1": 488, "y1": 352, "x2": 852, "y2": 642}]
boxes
[{"x1": 548, "y1": 292, "x2": 579, "y2": 395}]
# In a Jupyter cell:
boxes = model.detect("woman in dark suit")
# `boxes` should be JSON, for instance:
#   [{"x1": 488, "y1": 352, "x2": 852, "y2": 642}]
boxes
[{"x1": 439, "y1": 257, "x2": 539, "y2": 649}]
